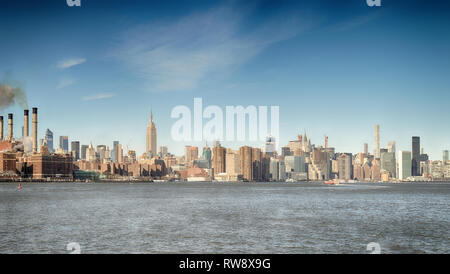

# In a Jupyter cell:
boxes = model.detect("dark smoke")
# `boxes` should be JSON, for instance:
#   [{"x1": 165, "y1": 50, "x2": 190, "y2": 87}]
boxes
[{"x1": 0, "y1": 73, "x2": 28, "y2": 111}]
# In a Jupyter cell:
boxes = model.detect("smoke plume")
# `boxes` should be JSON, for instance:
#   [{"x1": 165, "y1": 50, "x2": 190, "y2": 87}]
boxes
[
  {"x1": 0, "y1": 71, "x2": 28, "y2": 111},
  {"x1": 0, "y1": 82, "x2": 28, "y2": 111}
]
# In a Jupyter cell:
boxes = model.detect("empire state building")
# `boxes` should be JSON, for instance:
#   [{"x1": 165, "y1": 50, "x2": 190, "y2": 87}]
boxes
[{"x1": 146, "y1": 110, "x2": 157, "y2": 155}]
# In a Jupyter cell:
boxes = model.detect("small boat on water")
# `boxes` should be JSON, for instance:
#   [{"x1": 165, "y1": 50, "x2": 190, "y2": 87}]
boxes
[{"x1": 324, "y1": 179, "x2": 345, "y2": 185}]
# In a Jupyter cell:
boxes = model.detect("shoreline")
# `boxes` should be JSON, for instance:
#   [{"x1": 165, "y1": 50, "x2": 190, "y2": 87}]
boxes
[{"x1": 1, "y1": 179, "x2": 449, "y2": 184}]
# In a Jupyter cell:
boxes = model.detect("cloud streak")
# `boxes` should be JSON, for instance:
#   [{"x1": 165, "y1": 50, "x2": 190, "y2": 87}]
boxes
[
  {"x1": 57, "y1": 58, "x2": 86, "y2": 69},
  {"x1": 82, "y1": 92, "x2": 116, "y2": 101},
  {"x1": 57, "y1": 76, "x2": 76, "y2": 89},
  {"x1": 111, "y1": 6, "x2": 316, "y2": 92}
]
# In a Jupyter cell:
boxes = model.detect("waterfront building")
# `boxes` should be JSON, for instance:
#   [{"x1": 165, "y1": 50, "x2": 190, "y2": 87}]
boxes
[
  {"x1": 412, "y1": 136, "x2": 420, "y2": 176},
  {"x1": 353, "y1": 164, "x2": 363, "y2": 181},
  {"x1": 225, "y1": 150, "x2": 241, "y2": 180},
  {"x1": 285, "y1": 155, "x2": 306, "y2": 173},
  {"x1": 252, "y1": 148, "x2": 262, "y2": 181},
  {"x1": 308, "y1": 148, "x2": 329, "y2": 180},
  {"x1": 269, "y1": 157, "x2": 279, "y2": 181},
  {"x1": 239, "y1": 146, "x2": 253, "y2": 181},
  {"x1": 380, "y1": 151, "x2": 396, "y2": 179},
  {"x1": 429, "y1": 161, "x2": 443, "y2": 179},
  {"x1": 25, "y1": 153, "x2": 73, "y2": 179},
  {"x1": 371, "y1": 159, "x2": 381, "y2": 181},
  {"x1": 363, "y1": 162, "x2": 372, "y2": 180},
  {"x1": 184, "y1": 146, "x2": 198, "y2": 167},
  {"x1": 0, "y1": 152, "x2": 17, "y2": 174},
  {"x1": 202, "y1": 143, "x2": 212, "y2": 168},
  {"x1": 399, "y1": 150, "x2": 412, "y2": 180},
  {"x1": 278, "y1": 160, "x2": 286, "y2": 181},
  {"x1": 444, "y1": 161, "x2": 450, "y2": 179},
  {"x1": 212, "y1": 143, "x2": 226, "y2": 176},
  {"x1": 337, "y1": 153, "x2": 352, "y2": 180}
]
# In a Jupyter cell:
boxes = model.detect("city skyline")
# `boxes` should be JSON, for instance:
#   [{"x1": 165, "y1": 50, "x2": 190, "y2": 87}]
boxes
[
  {"x1": 1, "y1": 0, "x2": 450, "y2": 159},
  {"x1": 1, "y1": 105, "x2": 449, "y2": 162}
]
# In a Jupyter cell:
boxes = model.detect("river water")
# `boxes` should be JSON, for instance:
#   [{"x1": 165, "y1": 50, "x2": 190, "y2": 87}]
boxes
[{"x1": 0, "y1": 181, "x2": 449, "y2": 254}]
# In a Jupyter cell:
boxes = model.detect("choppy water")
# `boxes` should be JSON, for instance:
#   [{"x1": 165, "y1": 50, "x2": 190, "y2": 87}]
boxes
[{"x1": 0, "y1": 181, "x2": 449, "y2": 254}]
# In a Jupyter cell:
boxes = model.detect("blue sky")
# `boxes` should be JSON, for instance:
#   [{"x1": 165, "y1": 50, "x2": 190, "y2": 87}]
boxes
[{"x1": 0, "y1": 0, "x2": 449, "y2": 159}]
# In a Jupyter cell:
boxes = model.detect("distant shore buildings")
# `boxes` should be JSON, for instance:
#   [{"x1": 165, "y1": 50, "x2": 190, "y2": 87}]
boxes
[{"x1": 1, "y1": 106, "x2": 450, "y2": 182}]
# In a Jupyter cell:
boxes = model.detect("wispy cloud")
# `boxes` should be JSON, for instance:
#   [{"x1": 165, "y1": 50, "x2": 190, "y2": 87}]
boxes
[
  {"x1": 82, "y1": 92, "x2": 116, "y2": 101},
  {"x1": 111, "y1": 6, "x2": 317, "y2": 92},
  {"x1": 57, "y1": 58, "x2": 86, "y2": 69},
  {"x1": 332, "y1": 11, "x2": 383, "y2": 32},
  {"x1": 56, "y1": 76, "x2": 76, "y2": 89}
]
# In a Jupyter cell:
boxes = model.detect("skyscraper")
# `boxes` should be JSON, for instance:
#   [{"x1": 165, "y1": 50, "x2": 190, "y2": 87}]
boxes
[
  {"x1": 387, "y1": 141, "x2": 396, "y2": 154},
  {"x1": 364, "y1": 143, "x2": 368, "y2": 155},
  {"x1": 374, "y1": 125, "x2": 380, "y2": 159},
  {"x1": 225, "y1": 150, "x2": 240, "y2": 179},
  {"x1": 212, "y1": 143, "x2": 226, "y2": 176},
  {"x1": 71, "y1": 141, "x2": 80, "y2": 161},
  {"x1": 117, "y1": 144, "x2": 123, "y2": 163},
  {"x1": 86, "y1": 141, "x2": 96, "y2": 162},
  {"x1": 45, "y1": 129, "x2": 54, "y2": 153},
  {"x1": 111, "y1": 141, "x2": 119, "y2": 163},
  {"x1": 263, "y1": 135, "x2": 276, "y2": 157},
  {"x1": 146, "y1": 110, "x2": 157, "y2": 155},
  {"x1": 59, "y1": 136, "x2": 69, "y2": 153},
  {"x1": 381, "y1": 151, "x2": 396, "y2": 179},
  {"x1": 239, "y1": 146, "x2": 253, "y2": 181},
  {"x1": 159, "y1": 146, "x2": 168, "y2": 156},
  {"x1": 398, "y1": 150, "x2": 412, "y2": 180},
  {"x1": 443, "y1": 150, "x2": 449, "y2": 162},
  {"x1": 412, "y1": 136, "x2": 420, "y2": 176},
  {"x1": 252, "y1": 148, "x2": 262, "y2": 181},
  {"x1": 185, "y1": 146, "x2": 198, "y2": 167},
  {"x1": 97, "y1": 145, "x2": 106, "y2": 161},
  {"x1": 80, "y1": 144, "x2": 88, "y2": 160},
  {"x1": 285, "y1": 155, "x2": 306, "y2": 173},
  {"x1": 337, "y1": 153, "x2": 352, "y2": 180},
  {"x1": 269, "y1": 157, "x2": 279, "y2": 181}
]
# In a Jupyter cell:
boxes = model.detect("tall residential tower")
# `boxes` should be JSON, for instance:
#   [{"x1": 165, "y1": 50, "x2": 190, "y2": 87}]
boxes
[{"x1": 374, "y1": 124, "x2": 380, "y2": 159}]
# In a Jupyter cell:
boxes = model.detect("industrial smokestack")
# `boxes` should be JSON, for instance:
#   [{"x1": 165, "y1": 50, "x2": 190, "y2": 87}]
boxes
[
  {"x1": 0, "y1": 116, "x2": 3, "y2": 140},
  {"x1": 24, "y1": 109, "x2": 29, "y2": 137},
  {"x1": 7, "y1": 113, "x2": 13, "y2": 141},
  {"x1": 32, "y1": 107, "x2": 37, "y2": 153}
]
